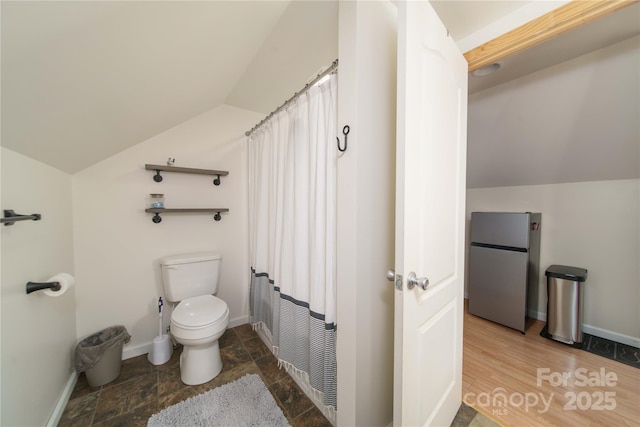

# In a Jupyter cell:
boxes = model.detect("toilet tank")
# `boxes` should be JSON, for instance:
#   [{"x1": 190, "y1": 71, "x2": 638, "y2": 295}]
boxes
[{"x1": 160, "y1": 252, "x2": 222, "y2": 302}]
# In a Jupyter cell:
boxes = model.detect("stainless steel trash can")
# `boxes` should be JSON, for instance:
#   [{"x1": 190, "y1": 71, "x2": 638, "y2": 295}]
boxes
[{"x1": 543, "y1": 265, "x2": 587, "y2": 348}]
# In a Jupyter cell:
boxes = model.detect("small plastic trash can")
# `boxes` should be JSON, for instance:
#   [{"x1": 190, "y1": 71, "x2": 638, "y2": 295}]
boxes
[
  {"x1": 75, "y1": 325, "x2": 131, "y2": 387},
  {"x1": 542, "y1": 265, "x2": 588, "y2": 348}
]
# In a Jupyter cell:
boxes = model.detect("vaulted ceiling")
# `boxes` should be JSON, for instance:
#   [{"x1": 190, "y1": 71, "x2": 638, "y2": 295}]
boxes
[
  {"x1": 1, "y1": 0, "x2": 337, "y2": 173},
  {"x1": 1, "y1": 0, "x2": 537, "y2": 174},
  {"x1": 1, "y1": 1, "x2": 293, "y2": 173},
  {"x1": 2, "y1": 1, "x2": 638, "y2": 180}
]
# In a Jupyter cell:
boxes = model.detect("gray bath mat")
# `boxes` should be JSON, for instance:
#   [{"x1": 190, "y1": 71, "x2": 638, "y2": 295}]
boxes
[{"x1": 148, "y1": 374, "x2": 290, "y2": 426}]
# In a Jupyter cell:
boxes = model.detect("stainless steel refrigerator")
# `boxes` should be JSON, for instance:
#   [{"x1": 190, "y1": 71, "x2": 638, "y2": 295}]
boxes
[{"x1": 468, "y1": 212, "x2": 541, "y2": 333}]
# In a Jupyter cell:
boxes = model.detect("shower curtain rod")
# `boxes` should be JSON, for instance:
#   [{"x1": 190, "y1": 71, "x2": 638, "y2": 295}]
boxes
[{"x1": 244, "y1": 59, "x2": 338, "y2": 137}]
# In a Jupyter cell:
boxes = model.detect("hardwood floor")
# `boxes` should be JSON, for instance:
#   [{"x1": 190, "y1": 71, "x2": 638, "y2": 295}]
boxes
[{"x1": 463, "y1": 303, "x2": 640, "y2": 427}]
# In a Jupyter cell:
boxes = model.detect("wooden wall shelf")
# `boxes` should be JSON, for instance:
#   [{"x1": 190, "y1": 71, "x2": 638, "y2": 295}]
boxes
[
  {"x1": 145, "y1": 164, "x2": 229, "y2": 185},
  {"x1": 145, "y1": 208, "x2": 229, "y2": 223}
]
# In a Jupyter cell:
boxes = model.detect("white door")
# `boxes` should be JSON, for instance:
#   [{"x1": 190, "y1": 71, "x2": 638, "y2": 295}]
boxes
[{"x1": 393, "y1": 1, "x2": 468, "y2": 426}]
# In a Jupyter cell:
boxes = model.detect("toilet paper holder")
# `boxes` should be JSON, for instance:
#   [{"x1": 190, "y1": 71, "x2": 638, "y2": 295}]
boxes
[{"x1": 26, "y1": 281, "x2": 61, "y2": 294}]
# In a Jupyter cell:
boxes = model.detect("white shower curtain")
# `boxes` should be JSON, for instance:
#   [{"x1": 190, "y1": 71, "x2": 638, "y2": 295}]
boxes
[{"x1": 248, "y1": 73, "x2": 337, "y2": 417}]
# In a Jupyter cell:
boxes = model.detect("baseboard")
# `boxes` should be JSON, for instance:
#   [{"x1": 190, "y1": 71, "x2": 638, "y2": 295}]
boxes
[
  {"x1": 122, "y1": 315, "x2": 249, "y2": 360},
  {"x1": 526, "y1": 309, "x2": 640, "y2": 348},
  {"x1": 228, "y1": 314, "x2": 249, "y2": 328},
  {"x1": 47, "y1": 370, "x2": 78, "y2": 427},
  {"x1": 528, "y1": 308, "x2": 546, "y2": 321},
  {"x1": 123, "y1": 341, "x2": 153, "y2": 360},
  {"x1": 583, "y1": 325, "x2": 640, "y2": 348}
]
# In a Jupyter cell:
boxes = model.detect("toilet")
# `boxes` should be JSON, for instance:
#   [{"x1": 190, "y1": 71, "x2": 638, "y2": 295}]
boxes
[{"x1": 160, "y1": 252, "x2": 229, "y2": 385}]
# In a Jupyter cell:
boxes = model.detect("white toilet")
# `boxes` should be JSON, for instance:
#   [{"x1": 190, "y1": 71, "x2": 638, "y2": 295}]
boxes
[{"x1": 160, "y1": 252, "x2": 229, "y2": 385}]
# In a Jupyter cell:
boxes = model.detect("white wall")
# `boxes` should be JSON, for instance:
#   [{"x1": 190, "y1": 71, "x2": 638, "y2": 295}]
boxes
[
  {"x1": 72, "y1": 105, "x2": 261, "y2": 356},
  {"x1": 337, "y1": 1, "x2": 396, "y2": 425},
  {"x1": 1, "y1": 148, "x2": 76, "y2": 426},
  {"x1": 466, "y1": 179, "x2": 640, "y2": 345},
  {"x1": 0, "y1": 145, "x2": 3, "y2": 424}
]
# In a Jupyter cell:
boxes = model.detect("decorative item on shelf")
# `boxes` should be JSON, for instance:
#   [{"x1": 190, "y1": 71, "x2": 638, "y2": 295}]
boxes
[
  {"x1": 167, "y1": 157, "x2": 175, "y2": 166},
  {"x1": 149, "y1": 194, "x2": 165, "y2": 209}
]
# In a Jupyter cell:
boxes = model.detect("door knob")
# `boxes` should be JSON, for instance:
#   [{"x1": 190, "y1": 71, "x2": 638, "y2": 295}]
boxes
[
  {"x1": 387, "y1": 269, "x2": 403, "y2": 290},
  {"x1": 407, "y1": 272, "x2": 429, "y2": 290},
  {"x1": 386, "y1": 269, "x2": 395, "y2": 281}
]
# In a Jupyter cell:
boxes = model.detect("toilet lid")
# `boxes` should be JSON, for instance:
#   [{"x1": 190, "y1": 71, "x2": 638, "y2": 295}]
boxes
[{"x1": 172, "y1": 295, "x2": 228, "y2": 328}]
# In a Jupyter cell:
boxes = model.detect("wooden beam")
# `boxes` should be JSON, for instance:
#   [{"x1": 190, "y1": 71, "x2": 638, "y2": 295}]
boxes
[{"x1": 464, "y1": 0, "x2": 638, "y2": 72}]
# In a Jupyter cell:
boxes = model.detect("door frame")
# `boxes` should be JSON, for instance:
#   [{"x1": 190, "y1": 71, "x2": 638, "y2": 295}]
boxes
[{"x1": 334, "y1": 1, "x2": 633, "y2": 425}]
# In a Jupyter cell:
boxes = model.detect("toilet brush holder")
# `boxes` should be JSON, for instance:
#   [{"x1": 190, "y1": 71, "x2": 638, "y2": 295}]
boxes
[{"x1": 148, "y1": 334, "x2": 173, "y2": 365}]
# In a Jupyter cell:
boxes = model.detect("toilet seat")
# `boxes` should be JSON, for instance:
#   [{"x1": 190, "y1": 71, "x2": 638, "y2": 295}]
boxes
[{"x1": 172, "y1": 295, "x2": 228, "y2": 330}]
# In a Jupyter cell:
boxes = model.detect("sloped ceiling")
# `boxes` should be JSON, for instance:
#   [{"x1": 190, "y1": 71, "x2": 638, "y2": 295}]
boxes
[
  {"x1": 225, "y1": 1, "x2": 338, "y2": 115},
  {"x1": 467, "y1": 35, "x2": 640, "y2": 189},
  {"x1": 466, "y1": 2, "x2": 640, "y2": 188},
  {"x1": 1, "y1": 1, "x2": 294, "y2": 174},
  {"x1": 467, "y1": 2, "x2": 640, "y2": 94},
  {"x1": 2, "y1": 0, "x2": 637, "y2": 182},
  {"x1": 0, "y1": 0, "x2": 339, "y2": 174},
  {"x1": 1, "y1": 0, "x2": 528, "y2": 174}
]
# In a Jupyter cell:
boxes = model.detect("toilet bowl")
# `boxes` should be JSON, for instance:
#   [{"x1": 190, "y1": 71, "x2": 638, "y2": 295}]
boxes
[
  {"x1": 160, "y1": 252, "x2": 228, "y2": 385},
  {"x1": 171, "y1": 294, "x2": 229, "y2": 385}
]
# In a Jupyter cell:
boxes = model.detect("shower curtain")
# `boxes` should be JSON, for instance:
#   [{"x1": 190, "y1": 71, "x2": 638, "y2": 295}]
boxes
[{"x1": 248, "y1": 73, "x2": 337, "y2": 418}]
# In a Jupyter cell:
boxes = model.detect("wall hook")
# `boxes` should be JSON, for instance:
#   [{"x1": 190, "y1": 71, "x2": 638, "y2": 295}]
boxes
[
  {"x1": 153, "y1": 170, "x2": 163, "y2": 182},
  {"x1": 337, "y1": 125, "x2": 349, "y2": 152},
  {"x1": 213, "y1": 175, "x2": 221, "y2": 186}
]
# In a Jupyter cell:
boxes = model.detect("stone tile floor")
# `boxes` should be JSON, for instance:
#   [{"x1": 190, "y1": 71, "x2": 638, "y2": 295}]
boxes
[
  {"x1": 452, "y1": 403, "x2": 501, "y2": 427},
  {"x1": 60, "y1": 322, "x2": 494, "y2": 427},
  {"x1": 59, "y1": 324, "x2": 332, "y2": 427}
]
